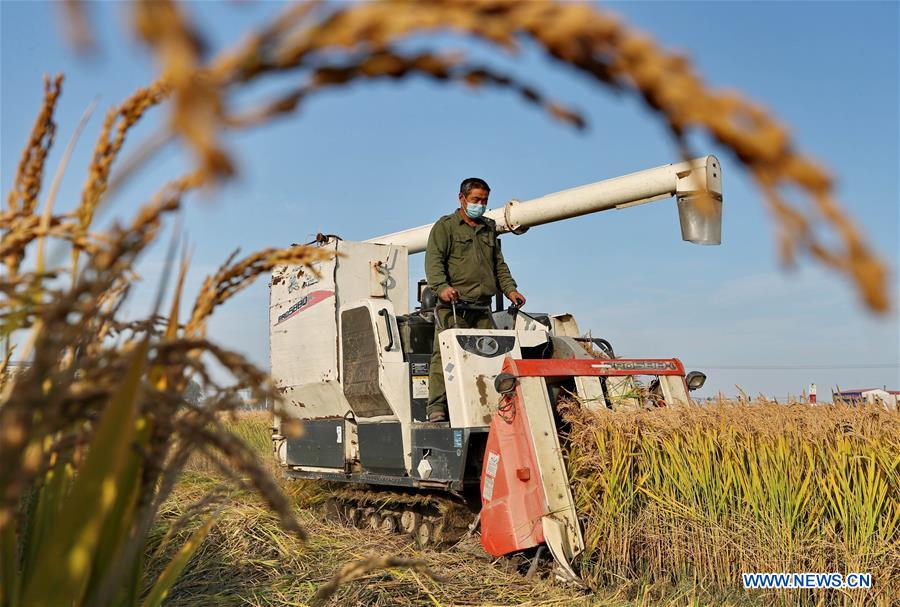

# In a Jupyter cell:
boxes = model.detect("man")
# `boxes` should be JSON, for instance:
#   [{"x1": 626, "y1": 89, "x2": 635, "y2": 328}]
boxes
[{"x1": 424, "y1": 177, "x2": 526, "y2": 422}]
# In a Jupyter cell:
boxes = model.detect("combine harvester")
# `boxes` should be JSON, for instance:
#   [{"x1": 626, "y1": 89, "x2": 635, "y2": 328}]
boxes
[{"x1": 269, "y1": 156, "x2": 723, "y2": 581}]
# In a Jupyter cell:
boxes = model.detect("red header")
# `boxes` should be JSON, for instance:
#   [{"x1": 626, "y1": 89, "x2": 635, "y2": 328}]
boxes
[{"x1": 507, "y1": 358, "x2": 685, "y2": 378}]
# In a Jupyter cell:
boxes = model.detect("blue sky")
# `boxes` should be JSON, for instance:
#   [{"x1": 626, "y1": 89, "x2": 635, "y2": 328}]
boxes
[{"x1": 2, "y1": 1, "x2": 898, "y2": 398}]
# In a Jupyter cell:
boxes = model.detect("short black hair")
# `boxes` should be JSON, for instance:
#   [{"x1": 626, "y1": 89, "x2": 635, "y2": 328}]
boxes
[{"x1": 459, "y1": 177, "x2": 490, "y2": 196}]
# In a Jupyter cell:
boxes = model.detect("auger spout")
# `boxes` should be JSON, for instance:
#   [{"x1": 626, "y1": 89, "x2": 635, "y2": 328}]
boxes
[{"x1": 366, "y1": 155, "x2": 723, "y2": 253}]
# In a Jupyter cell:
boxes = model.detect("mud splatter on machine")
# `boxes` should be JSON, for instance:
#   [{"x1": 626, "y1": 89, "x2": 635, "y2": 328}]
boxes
[{"x1": 269, "y1": 156, "x2": 722, "y2": 580}]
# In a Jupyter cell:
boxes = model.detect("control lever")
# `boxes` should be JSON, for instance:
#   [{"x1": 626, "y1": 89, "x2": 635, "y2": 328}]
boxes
[
  {"x1": 507, "y1": 303, "x2": 543, "y2": 327},
  {"x1": 435, "y1": 299, "x2": 492, "y2": 330}
]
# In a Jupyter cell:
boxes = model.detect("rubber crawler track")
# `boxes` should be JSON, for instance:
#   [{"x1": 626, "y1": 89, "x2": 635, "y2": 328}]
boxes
[{"x1": 322, "y1": 483, "x2": 476, "y2": 547}]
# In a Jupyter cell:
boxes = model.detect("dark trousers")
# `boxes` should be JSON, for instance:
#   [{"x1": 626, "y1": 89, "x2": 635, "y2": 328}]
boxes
[{"x1": 426, "y1": 306, "x2": 495, "y2": 417}]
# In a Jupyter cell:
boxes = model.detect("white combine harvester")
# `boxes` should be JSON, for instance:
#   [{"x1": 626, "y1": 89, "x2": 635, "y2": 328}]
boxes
[{"x1": 269, "y1": 156, "x2": 723, "y2": 580}]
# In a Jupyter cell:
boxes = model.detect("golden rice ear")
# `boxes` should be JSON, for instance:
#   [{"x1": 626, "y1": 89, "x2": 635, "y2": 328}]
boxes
[
  {"x1": 5, "y1": 75, "x2": 62, "y2": 219},
  {"x1": 184, "y1": 245, "x2": 334, "y2": 339},
  {"x1": 132, "y1": 0, "x2": 229, "y2": 181},
  {"x1": 72, "y1": 82, "x2": 170, "y2": 278},
  {"x1": 3, "y1": 75, "x2": 63, "y2": 281}
]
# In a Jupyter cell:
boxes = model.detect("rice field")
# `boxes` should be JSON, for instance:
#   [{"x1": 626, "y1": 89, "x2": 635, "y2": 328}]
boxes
[
  {"x1": 182, "y1": 411, "x2": 275, "y2": 477},
  {"x1": 561, "y1": 400, "x2": 899, "y2": 607},
  {"x1": 154, "y1": 403, "x2": 898, "y2": 607}
]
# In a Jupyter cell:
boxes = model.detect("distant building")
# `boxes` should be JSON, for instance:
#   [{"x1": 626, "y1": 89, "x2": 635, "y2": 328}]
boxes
[{"x1": 832, "y1": 388, "x2": 898, "y2": 410}]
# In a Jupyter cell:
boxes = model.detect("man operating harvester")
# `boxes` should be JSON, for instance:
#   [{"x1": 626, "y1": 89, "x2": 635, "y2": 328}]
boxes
[{"x1": 424, "y1": 178, "x2": 526, "y2": 423}]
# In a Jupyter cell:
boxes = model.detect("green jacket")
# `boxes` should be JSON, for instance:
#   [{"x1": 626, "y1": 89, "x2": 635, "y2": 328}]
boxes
[{"x1": 424, "y1": 210, "x2": 517, "y2": 303}]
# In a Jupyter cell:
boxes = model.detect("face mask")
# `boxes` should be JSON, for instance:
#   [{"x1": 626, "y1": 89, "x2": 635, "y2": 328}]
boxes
[{"x1": 465, "y1": 202, "x2": 486, "y2": 219}]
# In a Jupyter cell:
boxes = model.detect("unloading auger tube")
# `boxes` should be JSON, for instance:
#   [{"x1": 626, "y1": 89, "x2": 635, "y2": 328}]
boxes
[{"x1": 366, "y1": 155, "x2": 723, "y2": 251}]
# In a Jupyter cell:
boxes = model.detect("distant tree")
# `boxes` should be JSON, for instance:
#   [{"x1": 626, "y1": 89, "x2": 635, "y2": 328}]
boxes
[{"x1": 183, "y1": 378, "x2": 204, "y2": 406}]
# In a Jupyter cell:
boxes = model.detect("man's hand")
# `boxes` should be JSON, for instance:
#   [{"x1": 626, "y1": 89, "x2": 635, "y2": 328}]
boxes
[
  {"x1": 439, "y1": 287, "x2": 460, "y2": 303},
  {"x1": 508, "y1": 290, "x2": 526, "y2": 307}
]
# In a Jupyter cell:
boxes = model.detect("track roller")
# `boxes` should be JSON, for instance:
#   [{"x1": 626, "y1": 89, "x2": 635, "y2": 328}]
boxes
[
  {"x1": 344, "y1": 505, "x2": 361, "y2": 527},
  {"x1": 364, "y1": 508, "x2": 382, "y2": 530},
  {"x1": 324, "y1": 484, "x2": 474, "y2": 547},
  {"x1": 400, "y1": 510, "x2": 422, "y2": 535},
  {"x1": 415, "y1": 521, "x2": 435, "y2": 547},
  {"x1": 379, "y1": 513, "x2": 398, "y2": 533}
]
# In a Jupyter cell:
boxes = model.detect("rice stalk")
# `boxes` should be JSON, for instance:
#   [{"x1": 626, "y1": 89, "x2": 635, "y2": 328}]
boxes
[{"x1": 73, "y1": 81, "x2": 170, "y2": 276}]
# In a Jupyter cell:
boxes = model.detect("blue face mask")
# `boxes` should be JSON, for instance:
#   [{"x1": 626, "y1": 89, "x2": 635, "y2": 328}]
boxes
[{"x1": 465, "y1": 202, "x2": 486, "y2": 219}]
